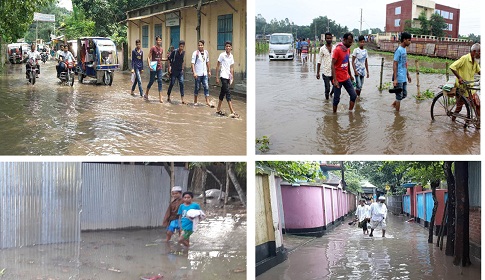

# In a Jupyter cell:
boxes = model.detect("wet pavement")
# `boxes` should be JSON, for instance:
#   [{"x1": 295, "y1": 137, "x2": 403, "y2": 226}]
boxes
[
  {"x1": 0, "y1": 201, "x2": 246, "y2": 280},
  {"x1": 256, "y1": 53, "x2": 480, "y2": 154},
  {"x1": 0, "y1": 61, "x2": 246, "y2": 155},
  {"x1": 257, "y1": 214, "x2": 481, "y2": 280}
]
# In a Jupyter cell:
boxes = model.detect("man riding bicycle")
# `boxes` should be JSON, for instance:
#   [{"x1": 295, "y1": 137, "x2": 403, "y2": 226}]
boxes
[{"x1": 449, "y1": 43, "x2": 481, "y2": 120}]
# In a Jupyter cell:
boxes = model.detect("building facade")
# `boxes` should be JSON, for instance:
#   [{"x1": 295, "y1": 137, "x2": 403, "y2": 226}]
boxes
[
  {"x1": 386, "y1": 0, "x2": 459, "y2": 38},
  {"x1": 126, "y1": 0, "x2": 246, "y2": 80}
]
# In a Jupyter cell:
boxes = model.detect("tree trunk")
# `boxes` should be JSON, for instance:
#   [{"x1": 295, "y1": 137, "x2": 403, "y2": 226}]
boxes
[
  {"x1": 205, "y1": 169, "x2": 224, "y2": 200},
  {"x1": 428, "y1": 180, "x2": 439, "y2": 243},
  {"x1": 224, "y1": 163, "x2": 230, "y2": 205},
  {"x1": 0, "y1": 36, "x2": 5, "y2": 72},
  {"x1": 444, "y1": 161, "x2": 456, "y2": 256},
  {"x1": 122, "y1": 42, "x2": 129, "y2": 71},
  {"x1": 162, "y1": 162, "x2": 174, "y2": 190},
  {"x1": 201, "y1": 166, "x2": 207, "y2": 205},
  {"x1": 453, "y1": 162, "x2": 471, "y2": 266},
  {"x1": 227, "y1": 162, "x2": 246, "y2": 207},
  {"x1": 196, "y1": 0, "x2": 202, "y2": 42}
]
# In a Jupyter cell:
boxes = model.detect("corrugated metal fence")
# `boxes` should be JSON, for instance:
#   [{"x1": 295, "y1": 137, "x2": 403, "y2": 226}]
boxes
[
  {"x1": 378, "y1": 40, "x2": 473, "y2": 59},
  {"x1": 0, "y1": 162, "x2": 82, "y2": 249},
  {"x1": 81, "y1": 163, "x2": 189, "y2": 230},
  {"x1": 387, "y1": 195, "x2": 403, "y2": 214},
  {"x1": 0, "y1": 163, "x2": 190, "y2": 248}
]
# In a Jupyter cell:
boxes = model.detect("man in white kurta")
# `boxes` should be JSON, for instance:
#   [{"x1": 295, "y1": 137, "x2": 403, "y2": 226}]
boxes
[
  {"x1": 369, "y1": 196, "x2": 388, "y2": 237},
  {"x1": 355, "y1": 199, "x2": 370, "y2": 234}
]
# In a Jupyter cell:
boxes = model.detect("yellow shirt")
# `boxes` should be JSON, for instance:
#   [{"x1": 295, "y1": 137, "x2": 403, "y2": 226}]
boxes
[{"x1": 449, "y1": 53, "x2": 480, "y2": 96}]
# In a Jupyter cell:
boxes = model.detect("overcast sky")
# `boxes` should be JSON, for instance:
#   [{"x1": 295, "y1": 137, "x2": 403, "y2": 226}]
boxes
[
  {"x1": 58, "y1": 0, "x2": 73, "y2": 11},
  {"x1": 256, "y1": 0, "x2": 480, "y2": 36}
]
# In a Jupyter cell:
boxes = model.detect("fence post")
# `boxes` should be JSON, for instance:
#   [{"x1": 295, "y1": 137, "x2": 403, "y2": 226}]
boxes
[
  {"x1": 446, "y1": 62, "x2": 449, "y2": 81},
  {"x1": 379, "y1": 57, "x2": 384, "y2": 90},
  {"x1": 416, "y1": 59, "x2": 421, "y2": 98}
]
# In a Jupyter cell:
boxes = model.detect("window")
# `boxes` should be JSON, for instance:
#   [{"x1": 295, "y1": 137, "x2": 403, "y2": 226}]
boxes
[
  {"x1": 217, "y1": 14, "x2": 233, "y2": 50},
  {"x1": 441, "y1": 11, "x2": 449, "y2": 19},
  {"x1": 395, "y1": 7, "x2": 401, "y2": 15},
  {"x1": 142, "y1": 25, "x2": 148, "y2": 48},
  {"x1": 449, "y1": 12, "x2": 453, "y2": 20},
  {"x1": 435, "y1": 9, "x2": 440, "y2": 15},
  {"x1": 394, "y1": 19, "x2": 400, "y2": 27},
  {"x1": 447, "y1": 23, "x2": 453, "y2": 31},
  {"x1": 154, "y1": 24, "x2": 162, "y2": 39}
]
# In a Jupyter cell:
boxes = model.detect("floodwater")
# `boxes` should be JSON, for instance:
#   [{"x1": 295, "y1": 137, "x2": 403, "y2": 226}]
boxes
[
  {"x1": 257, "y1": 214, "x2": 480, "y2": 280},
  {"x1": 0, "y1": 61, "x2": 246, "y2": 155},
  {"x1": 256, "y1": 53, "x2": 480, "y2": 154},
  {"x1": 0, "y1": 202, "x2": 247, "y2": 280}
]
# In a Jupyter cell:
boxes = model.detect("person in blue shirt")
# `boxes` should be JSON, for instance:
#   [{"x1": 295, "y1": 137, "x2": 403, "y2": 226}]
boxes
[
  {"x1": 131, "y1": 39, "x2": 144, "y2": 96},
  {"x1": 392, "y1": 32, "x2": 412, "y2": 111},
  {"x1": 177, "y1": 191, "x2": 201, "y2": 247}
]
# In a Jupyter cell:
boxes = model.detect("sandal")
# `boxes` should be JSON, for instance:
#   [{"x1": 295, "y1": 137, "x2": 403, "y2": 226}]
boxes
[
  {"x1": 230, "y1": 113, "x2": 240, "y2": 118},
  {"x1": 143, "y1": 95, "x2": 148, "y2": 100},
  {"x1": 216, "y1": 111, "x2": 225, "y2": 116}
]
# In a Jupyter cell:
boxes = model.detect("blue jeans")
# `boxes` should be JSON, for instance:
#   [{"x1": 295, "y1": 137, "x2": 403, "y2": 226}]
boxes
[
  {"x1": 194, "y1": 75, "x2": 209, "y2": 96},
  {"x1": 147, "y1": 69, "x2": 163, "y2": 92},
  {"x1": 131, "y1": 68, "x2": 143, "y2": 96},
  {"x1": 167, "y1": 70, "x2": 184, "y2": 97},
  {"x1": 333, "y1": 78, "x2": 357, "y2": 106},
  {"x1": 355, "y1": 75, "x2": 365, "y2": 90},
  {"x1": 395, "y1": 82, "x2": 407, "y2": 101}
]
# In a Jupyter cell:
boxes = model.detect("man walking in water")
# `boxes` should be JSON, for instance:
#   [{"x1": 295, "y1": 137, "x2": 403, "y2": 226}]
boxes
[
  {"x1": 331, "y1": 32, "x2": 357, "y2": 113},
  {"x1": 392, "y1": 32, "x2": 412, "y2": 111},
  {"x1": 316, "y1": 32, "x2": 335, "y2": 100},
  {"x1": 369, "y1": 196, "x2": 388, "y2": 237}
]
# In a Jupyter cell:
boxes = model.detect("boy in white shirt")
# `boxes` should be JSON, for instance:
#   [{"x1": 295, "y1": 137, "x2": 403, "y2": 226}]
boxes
[
  {"x1": 215, "y1": 41, "x2": 239, "y2": 118},
  {"x1": 191, "y1": 39, "x2": 212, "y2": 106}
]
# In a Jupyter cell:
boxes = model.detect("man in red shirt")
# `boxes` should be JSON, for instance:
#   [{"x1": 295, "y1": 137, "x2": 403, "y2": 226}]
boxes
[
  {"x1": 331, "y1": 33, "x2": 357, "y2": 113},
  {"x1": 146, "y1": 36, "x2": 168, "y2": 102}
]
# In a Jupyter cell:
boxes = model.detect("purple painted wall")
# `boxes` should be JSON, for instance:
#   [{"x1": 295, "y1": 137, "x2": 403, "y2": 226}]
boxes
[{"x1": 324, "y1": 188, "x2": 333, "y2": 226}]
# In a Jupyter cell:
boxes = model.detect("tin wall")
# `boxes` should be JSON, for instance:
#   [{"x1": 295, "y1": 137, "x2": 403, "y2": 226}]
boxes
[
  {"x1": 81, "y1": 163, "x2": 189, "y2": 230},
  {"x1": 0, "y1": 162, "x2": 82, "y2": 249}
]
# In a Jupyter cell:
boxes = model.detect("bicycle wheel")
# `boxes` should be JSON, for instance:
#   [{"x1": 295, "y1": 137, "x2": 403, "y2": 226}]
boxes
[{"x1": 431, "y1": 92, "x2": 471, "y2": 128}]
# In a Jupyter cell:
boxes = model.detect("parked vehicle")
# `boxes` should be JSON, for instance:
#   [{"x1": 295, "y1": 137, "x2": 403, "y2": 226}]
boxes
[
  {"x1": 7, "y1": 43, "x2": 22, "y2": 64},
  {"x1": 26, "y1": 58, "x2": 39, "y2": 85},
  {"x1": 268, "y1": 33, "x2": 295, "y2": 61},
  {"x1": 76, "y1": 37, "x2": 119, "y2": 85}
]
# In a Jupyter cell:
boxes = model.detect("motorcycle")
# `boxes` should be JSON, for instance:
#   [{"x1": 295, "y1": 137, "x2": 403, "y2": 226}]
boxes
[
  {"x1": 26, "y1": 58, "x2": 39, "y2": 85},
  {"x1": 58, "y1": 61, "x2": 75, "y2": 86},
  {"x1": 41, "y1": 52, "x2": 48, "y2": 64}
]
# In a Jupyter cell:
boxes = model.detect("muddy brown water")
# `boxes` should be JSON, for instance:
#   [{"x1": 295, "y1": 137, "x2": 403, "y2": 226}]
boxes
[
  {"x1": 0, "y1": 61, "x2": 246, "y2": 155},
  {"x1": 256, "y1": 54, "x2": 479, "y2": 154},
  {"x1": 257, "y1": 214, "x2": 480, "y2": 280},
  {"x1": 0, "y1": 201, "x2": 247, "y2": 280}
]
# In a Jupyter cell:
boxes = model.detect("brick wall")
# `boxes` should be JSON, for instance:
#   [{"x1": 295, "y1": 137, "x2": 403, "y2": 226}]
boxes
[{"x1": 469, "y1": 207, "x2": 481, "y2": 245}]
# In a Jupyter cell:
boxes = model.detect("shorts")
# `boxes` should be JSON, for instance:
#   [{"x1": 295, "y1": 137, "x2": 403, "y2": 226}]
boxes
[
  {"x1": 181, "y1": 230, "x2": 193, "y2": 240},
  {"x1": 167, "y1": 220, "x2": 180, "y2": 233},
  {"x1": 370, "y1": 219, "x2": 386, "y2": 230},
  {"x1": 395, "y1": 82, "x2": 407, "y2": 101}
]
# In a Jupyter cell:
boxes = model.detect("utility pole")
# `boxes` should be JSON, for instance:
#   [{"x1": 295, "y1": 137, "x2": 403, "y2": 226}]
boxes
[{"x1": 360, "y1": 8, "x2": 363, "y2": 35}]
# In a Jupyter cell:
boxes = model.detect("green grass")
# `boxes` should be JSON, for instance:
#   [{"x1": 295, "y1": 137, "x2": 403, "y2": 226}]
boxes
[
  {"x1": 414, "y1": 89, "x2": 435, "y2": 100},
  {"x1": 256, "y1": 136, "x2": 270, "y2": 153},
  {"x1": 256, "y1": 42, "x2": 269, "y2": 54},
  {"x1": 408, "y1": 66, "x2": 448, "y2": 75}
]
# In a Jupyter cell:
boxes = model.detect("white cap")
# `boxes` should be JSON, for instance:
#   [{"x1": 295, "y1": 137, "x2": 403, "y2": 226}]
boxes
[
  {"x1": 172, "y1": 186, "x2": 182, "y2": 192},
  {"x1": 378, "y1": 196, "x2": 386, "y2": 200}
]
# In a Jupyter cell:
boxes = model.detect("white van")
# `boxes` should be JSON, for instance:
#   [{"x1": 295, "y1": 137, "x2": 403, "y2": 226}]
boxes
[{"x1": 268, "y1": 33, "x2": 294, "y2": 60}]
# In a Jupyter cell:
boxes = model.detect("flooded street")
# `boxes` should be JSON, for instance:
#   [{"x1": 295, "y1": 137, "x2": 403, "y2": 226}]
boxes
[
  {"x1": 0, "y1": 61, "x2": 246, "y2": 155},
  {"x1": 0, "y1": 202, "x2": 246, "y2": 280},
  {"x1": 256, "y1": 54, "x2": 479, "y2": 154},
  {"x1": 257, "y1": 214, "x2": 480, "y2": 280}
]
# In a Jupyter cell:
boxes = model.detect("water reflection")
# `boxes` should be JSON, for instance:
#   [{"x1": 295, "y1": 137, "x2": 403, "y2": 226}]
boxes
[
  {"x1": 256, "y1": 54, "x2": 479, "y2": 154},
  {"x1": 0, "y1": 62, "x2": 246, "y2": 155},
  {"x1": 257, "y1": 214, "x2": 480, "y2": 280}
]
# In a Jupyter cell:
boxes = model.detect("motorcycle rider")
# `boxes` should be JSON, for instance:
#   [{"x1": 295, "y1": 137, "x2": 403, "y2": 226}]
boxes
[
  {"x1": 57, "y1": 44, "x2": 75, "y2": 78},
  {"x1": 25, "y1": 43, "x2": 41, "y2": 78}
]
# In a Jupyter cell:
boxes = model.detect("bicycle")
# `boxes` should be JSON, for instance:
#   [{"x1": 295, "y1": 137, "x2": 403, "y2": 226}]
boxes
[{"x1": 430, "y1": 79, "x2": 480, "y2": 129}]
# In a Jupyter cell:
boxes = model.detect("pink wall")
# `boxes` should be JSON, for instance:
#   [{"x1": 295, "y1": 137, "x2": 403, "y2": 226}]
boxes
[{"x1": 280, "y1": 184, "x2": 356, "y2": 231}]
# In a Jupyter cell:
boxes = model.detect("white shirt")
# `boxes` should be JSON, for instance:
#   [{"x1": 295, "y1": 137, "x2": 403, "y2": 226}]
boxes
[
  {"x1": 217, "y1": 52, "x2": 234, "y2": 79},
  {"x1": 352, "y1": 47, "x2": 368, "y2": 76},
  {"x1": 62, "y1": 51, "x2": 75, "y2": 63},
  {"x1": 191, "y1": 49, "x2": 209, "y2": 76},
  {"x1": 370, "y1": 202, "x2": 387, "y2": 221},
  {"x1": 26, "y1": 50, "x2": 41, "y2": 63},
  {"x1": 317, "y1": 44, "x2": 335, "y2": 76}
]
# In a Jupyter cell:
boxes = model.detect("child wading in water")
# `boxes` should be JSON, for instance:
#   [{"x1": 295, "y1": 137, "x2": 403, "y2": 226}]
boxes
[{"x1": 178, "y1": 191, "x2": 201, "y2": 247}]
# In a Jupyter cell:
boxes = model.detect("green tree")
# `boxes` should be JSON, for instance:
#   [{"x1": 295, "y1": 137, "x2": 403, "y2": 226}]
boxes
[
  {"x1": 23, "y1": 2, "x2": 70, "y2": 43},
  {"x1": 417, "y1": 10, "x2": 429, "y2": 35},
  {"x1": 256, "y1": 161, "x2": 323, "y2": 183},
  {"x1": 430, "y1": 13, "x2": 448, "y2": 37},
  {"x1": 256, "y1": 14, "x2": 267, "y2": 35},
  {"x1": 62, "y1": 5, "x2": 96, "y2": 40}
]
